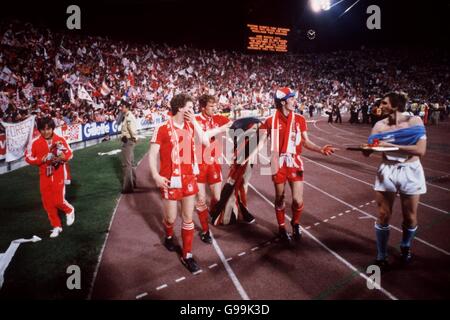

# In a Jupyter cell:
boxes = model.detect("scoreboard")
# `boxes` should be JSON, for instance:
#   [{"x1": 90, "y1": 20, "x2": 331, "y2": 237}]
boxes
[{"x1": 247, "y1": 24, "x2": 290, "y2": 52}]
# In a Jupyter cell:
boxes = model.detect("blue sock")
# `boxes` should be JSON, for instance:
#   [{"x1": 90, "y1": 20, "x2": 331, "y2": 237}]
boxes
[
  {"x1": 401, "y1": 226, "x2": 418, "y2": 248},
  {"x1": 375, "y1": 223, "x2": 390, "y2": 260}
]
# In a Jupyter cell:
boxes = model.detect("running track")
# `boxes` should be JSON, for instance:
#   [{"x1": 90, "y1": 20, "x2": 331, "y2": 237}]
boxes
[{"x1": 91, "y1": 115, "x2": 450, "y2": 300}]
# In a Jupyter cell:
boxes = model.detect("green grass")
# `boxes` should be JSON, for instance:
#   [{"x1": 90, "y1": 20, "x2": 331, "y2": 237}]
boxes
[{"x1": 0, "y1": 137, "x2": 150, "y2": 299}]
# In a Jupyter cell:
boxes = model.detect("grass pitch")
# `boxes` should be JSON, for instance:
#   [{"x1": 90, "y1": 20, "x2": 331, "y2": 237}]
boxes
[{"x1": 0, "y1": 137, "x2": 150, "y2": 299}]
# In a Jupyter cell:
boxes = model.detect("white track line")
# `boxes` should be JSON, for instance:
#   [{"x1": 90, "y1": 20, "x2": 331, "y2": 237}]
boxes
[
  {"x1": 303, "y1": 228, "x2": 397, "y2": 300},
  {"x1": 328, "y1": 122, "x2": 450, "y2": 161},
  {"x1": 303, "y1": 156, "x2": 449, "y2": 215},
  {"x1": 88, "y1": 156, "x2": 147, "y2": 300},
  {"x1": 313, "y1": 121, "x2": 333, "y2": 135},
  {"x1": 248, "y1": 183, "x2": 398, "y2": 300},
  {"x1": 87, "y1": 196, "x2": 122, "y2": 299},
  {"x1": 330, "y1": 123, "x2": 450, "y2": 166},
  {"x1": 308, "y1": 132, "x2": 450, "y2": 178},
  {"x1": 330, "y1": 150, "x2": 449, "y2": 191},
  {"x1": 328, "y1": 123, "x2": 366, "y2": 138},
  {"x1": 175, "y1": 277, "x2": 186, "y2": 283},
  {"x1": 303, "y1": 181, "x2": 450, "y2": 256},
  {"x1": 136, "y1": 292, "x2": 148, "y2": 299},
  {"x1": 156, "y1": 284, "x2": 168, "y2": 291},
  {"x1": 210, "y1": 230, "x2": 250, "y2": 300}
]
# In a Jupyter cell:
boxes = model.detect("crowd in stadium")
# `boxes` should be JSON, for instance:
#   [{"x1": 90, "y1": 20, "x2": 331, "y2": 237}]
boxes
[{"x1": 1, "y1": 20, "x2": 449, "y2": 132}]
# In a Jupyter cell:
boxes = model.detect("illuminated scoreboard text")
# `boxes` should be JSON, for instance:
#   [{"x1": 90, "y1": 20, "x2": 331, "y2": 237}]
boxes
[{"x1": 247, "y1": 24, "x2": 290, "y2": 52}]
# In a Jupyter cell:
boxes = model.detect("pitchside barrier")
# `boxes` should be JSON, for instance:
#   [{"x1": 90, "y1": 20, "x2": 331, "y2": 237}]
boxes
[
  {"x1": 0, "y1": 109, "x2": 268, "y2": 174},
  {"x1": 0, "y1": 114, "x2": 166, "y2": 174}
]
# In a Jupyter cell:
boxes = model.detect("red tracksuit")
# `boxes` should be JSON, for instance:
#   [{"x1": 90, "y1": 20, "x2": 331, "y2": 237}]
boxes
[{"x1": 25, "y1": 134, "x2": 74, "y2": 228}]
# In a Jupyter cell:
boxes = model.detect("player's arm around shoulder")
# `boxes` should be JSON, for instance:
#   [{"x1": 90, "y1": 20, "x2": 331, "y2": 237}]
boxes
[{"x1": 210, "y1": 121, "x2": 233, "y2": 138}]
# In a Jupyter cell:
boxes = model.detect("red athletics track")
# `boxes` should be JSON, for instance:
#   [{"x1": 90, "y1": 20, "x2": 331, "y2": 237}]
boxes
[{"x1": 90, "y1": 115, "x2": 450, "y2": 300}]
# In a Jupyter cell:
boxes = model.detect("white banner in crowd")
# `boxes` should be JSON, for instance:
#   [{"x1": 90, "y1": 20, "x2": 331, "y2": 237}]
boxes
[
  {"x1": 54, "y1": 124, "x2": 83, "y2": 144},
  {"x1": 0, "y1": 134, "x2": 5, "y2": 161},
  {"x1": 0, "y1": 115, "x2": 35, "y2": 162}
]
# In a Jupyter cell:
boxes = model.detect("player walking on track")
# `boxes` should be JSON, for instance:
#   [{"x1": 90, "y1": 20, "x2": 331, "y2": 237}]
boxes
[
  {"x1": 149, "y1": 93, "x2": 210, "y2": 273},
  {"x1": 259, "y1": 87, "x2": 336, "y2": 243},
  {"x1": 364, "y1": 91, "x2": 427, "y2": 270},
  {"x1": 194, "y1": 94, "x2": 232, "y2": 243}
]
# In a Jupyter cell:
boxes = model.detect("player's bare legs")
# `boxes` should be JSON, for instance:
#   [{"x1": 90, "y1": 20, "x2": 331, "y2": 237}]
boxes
[
  {"x1": 374, "y1": 191, "x2": 395, "y2": 267},
  {"x1": 399, "y1": 194, "x2": 419, "y2": 262},
  {"x1": 288, "y1": 180, "x2": 304, "y2": 240},
  {"x1": 162, "y1": 199, "x2": 178, "y2": 251},
  {"x1": 209, "y1": 182, "x2": 222, "y2": 203},
  {"x1": 196, "y1": 183, "x2": 212, "y2": 243},
  {"x1": 274, "y1": 182, "x2": 292, "y2": 242}
]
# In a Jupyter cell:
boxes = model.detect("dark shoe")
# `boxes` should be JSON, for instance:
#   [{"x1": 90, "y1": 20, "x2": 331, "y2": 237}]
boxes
[
  {"x1": 180, "y1": 254, "x2": 200, "y2": 273},
  {"x1": 121, "y1": 189, "x2": 134, "y2": 194},
  {"x1": 238, "y1": 201, "x2": 255, "y2": 224},
  {"x1": 278, "y1": 228, "x2": 293, "y2": 243},
  {"x1": 241, "y1": 211, "x2": 256, "y2": 224},
  {"x1": 374, "y1": 258, "x2": 390, "y2": 272},
  {"x1": 291, "y1": 223, "x2": 302, "y2": 241},
  {"x1": 200, "y1": 231, "x2": 213, "y2": 244},
  {"x1": 400, "y1": 246, "x2": 412, "y2": 264},
  {"x1": 164, "y1": 237, "x2": 176, "y2": 252}
]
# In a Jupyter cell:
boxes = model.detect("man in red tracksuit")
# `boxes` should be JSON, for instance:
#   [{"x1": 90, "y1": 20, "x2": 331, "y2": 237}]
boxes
[{"x1": 25, "y1": 117, "x2": 75, "y2": 238}]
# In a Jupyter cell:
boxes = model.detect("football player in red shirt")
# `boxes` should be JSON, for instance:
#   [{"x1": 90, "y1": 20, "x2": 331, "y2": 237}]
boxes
[
  {"x1": 149, "y1": 93, "x2": 210, "y2": 273},
  {"x1": 194, "y1": 94, "x2": 231, "y2": 243},
  {"x1": 260, "y1": 87, "x2": 336, "y2": 243},
  {"x1": 25, "y1": 117, "x2": 75, "y2": 238}
]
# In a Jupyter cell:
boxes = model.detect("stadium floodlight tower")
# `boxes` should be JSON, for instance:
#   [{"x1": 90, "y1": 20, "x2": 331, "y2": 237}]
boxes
[{"x1": 310, "y1": 0, "x2": 331, "y2": 13}]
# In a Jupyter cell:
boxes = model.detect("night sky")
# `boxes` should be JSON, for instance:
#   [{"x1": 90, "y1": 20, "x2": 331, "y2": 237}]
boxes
[{"x1": 1, "y1": 0, "x2": 449, "y2": 52}]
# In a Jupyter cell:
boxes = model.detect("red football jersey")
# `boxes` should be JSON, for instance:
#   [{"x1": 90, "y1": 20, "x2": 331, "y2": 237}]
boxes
[
  {"x1": 151, "y1": 119, "x2": 196, "y2": 178},
  {"x1": 261, "y1": 111, "x2": 308, "y2": 155},
  {"x1": 195, "y1": 113, "x2": 230, "y2": 164}
]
